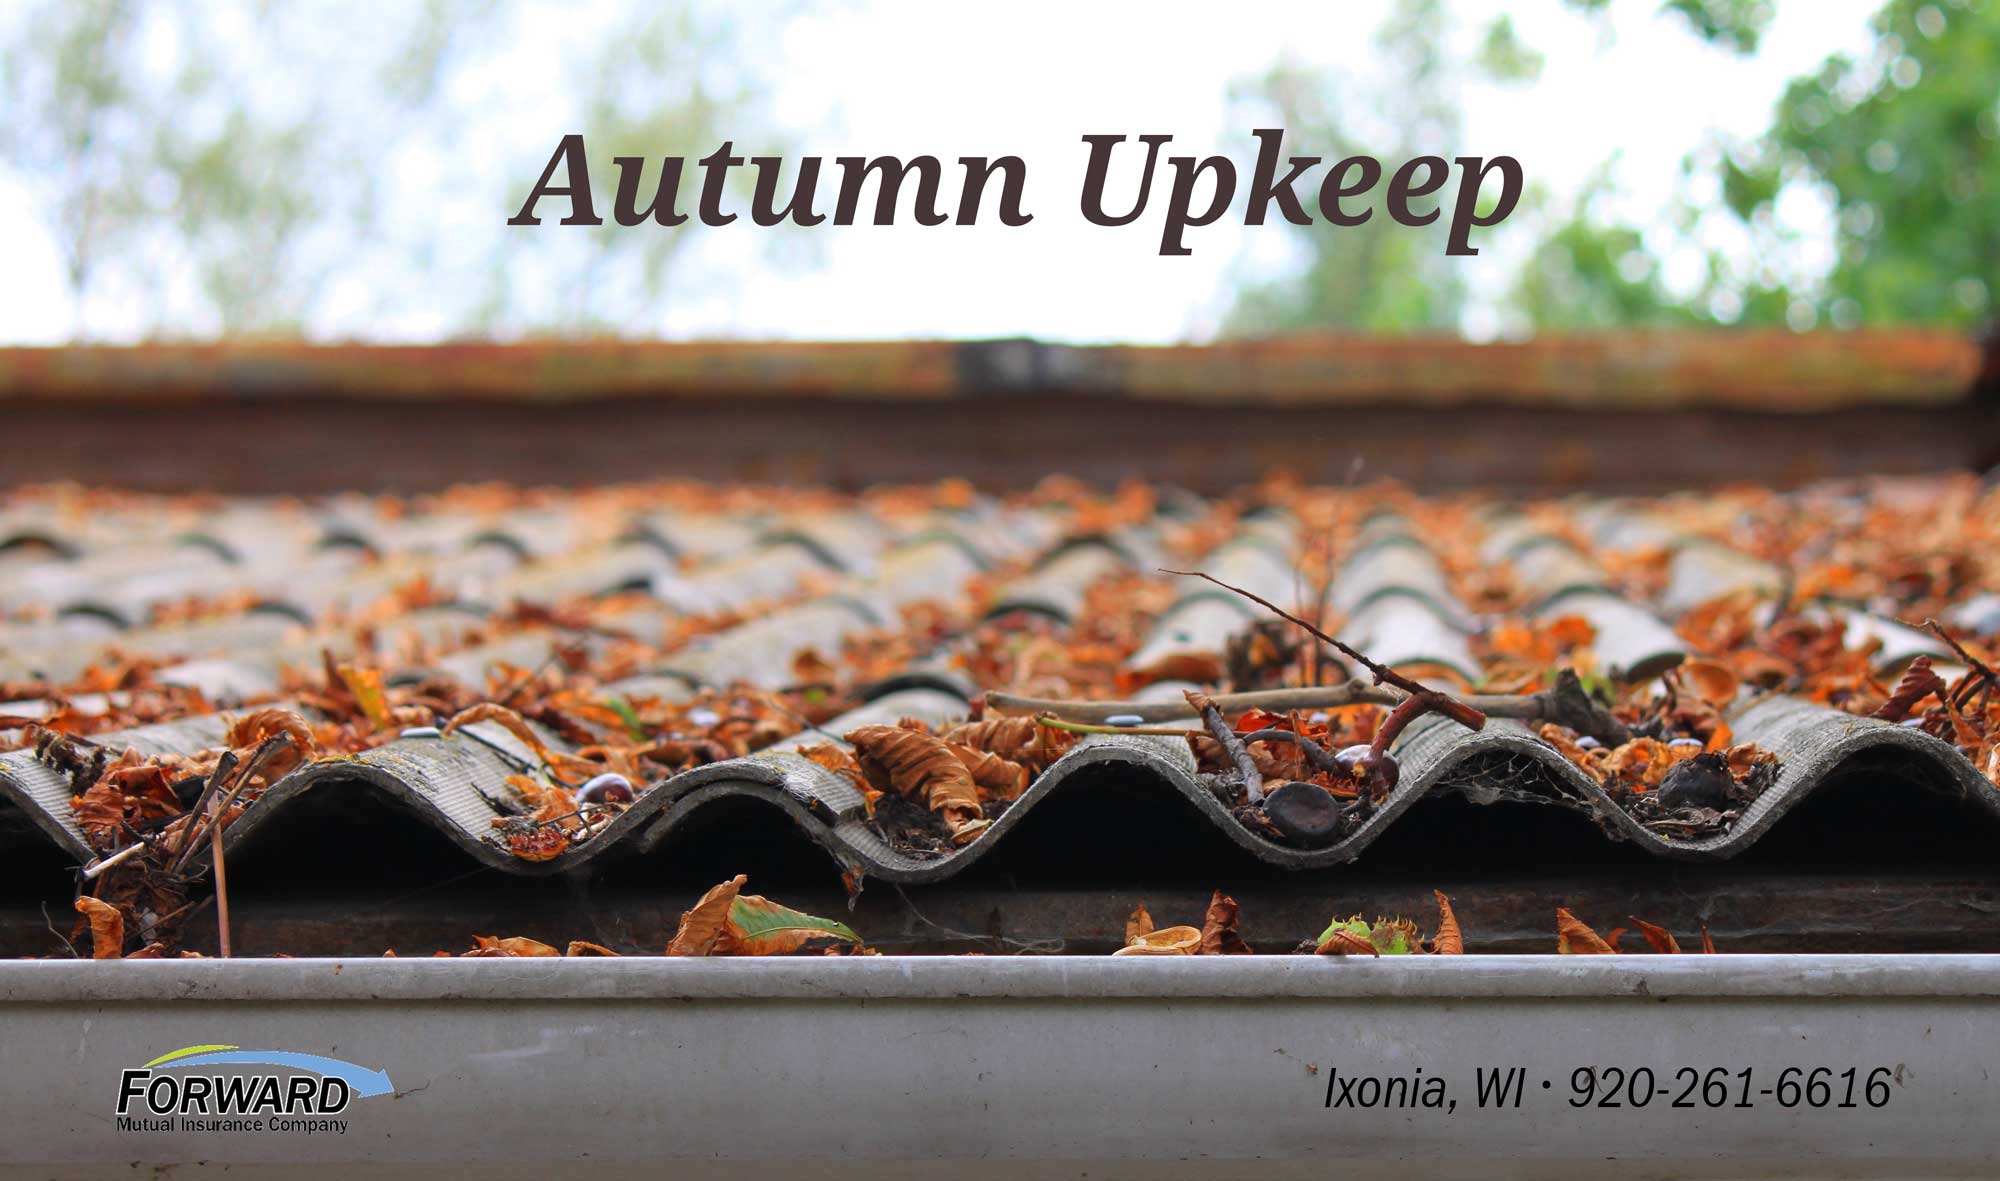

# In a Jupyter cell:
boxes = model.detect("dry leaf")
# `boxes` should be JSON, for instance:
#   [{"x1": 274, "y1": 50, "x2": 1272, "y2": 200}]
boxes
[
  {"x1": 335, "y1": 665, "x2": 393, "y2": 730},
  {"x1": 443, "y1": 702, "x2": 554, "y2": 763},
  {"x1": 1429, "y1": 891, "x2": 1463, "y2": 955},
  {"x1": 470, "y1": 935, "x2": 560, "y2": 957},
  {"x1": 74, "y1": 896, "x2": 124, "y2": 959},
  {"x1": 1315, "y1": 928, "x2": 1380, "y2": 957},
  {"x1": 666, "y1": 874, "x2": 747, "y2": 956},
  {"x1": 1199, "y1": 890, "x2": 1253, "y2": 955},
  {"x1": 1628, "y1": 915, "x2": 1682, "y2": 955},
  {"x1": 565, "y1": 941, "x2": 621, "y2": 957},
  {"x1": 1556, "y1": 908, "x2": 1617, "y2": 955},
  {"x1": 948, "y1": 743, "x2": 1031, "y2": 801},
  {"x1": 1125, "y1": 902, "x2": 1155, "y2": 946},
  {"x1": 847, "y1": 724, "x2": 984, "y2": 833}
]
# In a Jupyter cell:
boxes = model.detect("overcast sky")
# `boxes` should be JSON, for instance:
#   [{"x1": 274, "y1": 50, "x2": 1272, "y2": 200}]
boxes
[{"x1": 0, "y1": 0, "x2": 1884, "y2": 345}]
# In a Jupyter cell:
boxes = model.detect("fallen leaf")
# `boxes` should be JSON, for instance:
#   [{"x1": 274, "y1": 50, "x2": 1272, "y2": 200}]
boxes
[
  {"x1": 1556, "y1": 908, "x2": 1617, "y2": 955},
  {"x1": 1628, "y1": 915, "x2": 1682, "y2": 955},
  {"x1": 1314, "y1": 926, "x2": 1379, "y2": 957},
  {"x1": 666, "y1": 874, "x2": 747, "y2": 956},
  {"x1": 335, "y1": 665, "x2": 393, "y2": 730},
  {"x1": 469, "y1": 935, "x2": 560, "y2": 957},
  {"x1": 847, "y1": 724, "x2": 984, "y2": 830},
  {"x1": 948, "y1": 742, "x2": 1031, "y2": 801},
  {"x1": 1429, "y1": 891, "x2": 1463, "y2": 955},
  {"x1": 1199, "y1": 890, "x2": 1253, "y2": 955},
  {"x1": 565, "y1": 941, "x2": 621, "y2": 957},
  {"x1": 74, "y1": 896, "x2": 124, "y2": 959},
  {"x1": 727, "y1": 893, "x2": 862, "y2": 955},
  {"x1": 1125, "y1": 902, "x2": 1155, "y2": 945}
]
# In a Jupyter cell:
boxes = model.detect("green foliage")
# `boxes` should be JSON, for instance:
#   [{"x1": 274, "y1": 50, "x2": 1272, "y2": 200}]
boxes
[
  {"x1": 1517, "y1": 0, "x2": 1996, "y2": 332},
  {"x1": 1477, "y1": 16, "x2": 1545, "y2": 83},
  {"x1": 1221, "y1": 0, "x2": 1470, "y2": 335},
  {"x1": 1761, "y1": 0, "x2": 2000, "y2": 326}
]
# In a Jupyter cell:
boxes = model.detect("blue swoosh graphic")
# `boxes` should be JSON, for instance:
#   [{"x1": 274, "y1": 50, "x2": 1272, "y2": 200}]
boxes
[{"x1": 152, "y1": 1050, "x2": 395, "y2": 1098}]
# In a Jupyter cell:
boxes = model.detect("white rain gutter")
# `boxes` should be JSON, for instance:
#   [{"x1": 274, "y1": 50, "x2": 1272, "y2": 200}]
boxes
[{"x1": 2, "y1": 954, "x2": 1995, "y2": 1178}]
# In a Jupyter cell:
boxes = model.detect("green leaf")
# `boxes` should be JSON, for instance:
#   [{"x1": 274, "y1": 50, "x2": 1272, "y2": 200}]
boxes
[
  {"x1": 601, "y1": 693, "x2": 646, "y2": 742},
  {"x1": 727, "y1": 894, "x2": 861, "y2": 955}
]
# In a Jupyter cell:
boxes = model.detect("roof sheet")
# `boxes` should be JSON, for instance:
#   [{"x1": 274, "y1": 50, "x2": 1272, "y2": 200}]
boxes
[{"x1": 2, "y1": 474, "x2": 1997, "y2": 953}]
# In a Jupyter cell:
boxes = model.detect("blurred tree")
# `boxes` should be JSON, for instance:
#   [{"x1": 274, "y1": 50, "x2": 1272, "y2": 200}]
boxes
[
  {"x1": 1517, "y1": 0, "x2": 1995, "y2": 332},
  {"x1": 0, "y1": 1, "x2": 323, "y2": 333},
  {"x1": 1509, "y1": 172, "x2": 1699, "y2": 330},
  {"x1": 1742, "y1": 0, "x2": 1999, "y2": 327},
  {"x1": 0, "y1": 0, "x2": 793, "y2": 339},
  {"x1": 1561, "y1": 0, "x2": 1776, "y2": 54},
  {"x1": 1223, "y1": 0, "x2": 1536, "y2": 335}
]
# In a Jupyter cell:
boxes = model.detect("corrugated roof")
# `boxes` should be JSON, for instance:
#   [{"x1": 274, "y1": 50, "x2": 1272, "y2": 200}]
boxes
[{"x1": 2, "y1": 473, "x2": 1995, "y2": 947}]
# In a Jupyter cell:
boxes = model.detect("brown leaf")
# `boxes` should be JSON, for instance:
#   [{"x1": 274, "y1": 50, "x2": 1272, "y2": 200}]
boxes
[
  {"x1": 666, "y1": 874, "x2": 747, "y2": 956},
  {"x1": 941, "y1": 716, "x2": 1074, "y2": 773},
  {"x1": 847, "y1": 724, "x2": 983, "y2": 827},
  {"x1": 1628, "y1": 915, "x2": 1682, "y2": 955},
  {"x1": 1871, "y1": 655, "x2": 1945, "y2": 723},
  {"x1": 948, "y1": 743, "x2": 1031, "y2": 801},
  {"x1": 74, "y1": 896, "x2": 124, "y2": 959},
  {"x1": 1429, "y1": 891, "x2": 1463, "y2": 955},
  {"x1": 70, "y1": 779, "x2": 129, "y2": 849},
  {"x1": 443, "y1": 702, "x2": 554, "y2": 763},
  {"x1": 1125, "y1": 902, "x2": 1155, "y2": 946},
  {"x1": 796, "y1": 742, "x2": 871, "y2": 797},
  {"x1": 565, "y1": 941, "x2": 621, "y2": 957},
  {"x1": 470, "y1": 935, "x2": 559, "y2": 957},
  {"x1": 1556, "y1": 908, "x2": 1617, "y2": 955},
  {"x1": 1700, "y1": 926, "x2": 1716, "y2": 955},
  {"x1": 1314, "y1": 928, "x2": 1380, "y2": 957},
  {"x1": 224, "y1": 708, "x2": 316, "y2": 780},
  {"x1": 1199, "y1": 890, "x2": 1253, "y2": 955}
]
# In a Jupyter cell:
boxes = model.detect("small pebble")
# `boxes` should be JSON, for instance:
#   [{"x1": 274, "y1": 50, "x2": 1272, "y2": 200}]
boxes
[
  {"x1": 1575, "y1": 735, "x2": 1602, "y2": 750},
  {"x1": 1899, "y1": 717, "x2": 1928, "y2": 728},
  {"x1": 1104, "y1": 714, "x2": 1145, "y2": 727},
  {"x1": 400, "y1": 726, "x2": 441, "y2": 739},
  {"x1": 1308, "y1": 712, "x2": 1329, "y2": 724},
  {"x1": 687, "y1": 708, "x2": 722, "y2": 728},
  {"x1": 1668, "y1": 737, "x2": 1705, "y2": 749}
]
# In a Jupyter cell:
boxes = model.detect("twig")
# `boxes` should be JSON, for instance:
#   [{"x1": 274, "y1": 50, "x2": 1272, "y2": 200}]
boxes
[
  {"x1": 1187, "y1": 690, "x2": 1264, "y2": 804},
  {"x1": 1918, "y1": 618, "x2": 1998, "y2": 709},
  {"x1": 1160, "y1": 568, "x2": 1486, "y2": 731},
  {"x1": 1035, "y1": 715, "x2": 1205, "y2": 738},
  {"x1": 995, "y1": 670, "x2": 1627, "y2": 747},
  {"x1": 169, "y1": 750, "x2": 238, "y2": 868},
  {"x1": 79, "y1": 839, "x2": 149, "y2": 882},
  {"x1": 171, "y1": 733, "x2": 295, "y2": 875},
  {"x1": 40, "y1": 901, "x2": 78, "y2": 959},
  {"x1": 210, "y1": 818, "x2": 231, "y2": 958}
]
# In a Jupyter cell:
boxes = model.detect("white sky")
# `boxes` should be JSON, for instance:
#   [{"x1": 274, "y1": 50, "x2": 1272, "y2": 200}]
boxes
[{"x1": 0, "y1": 0, "x2": 1886, "y2": 344}]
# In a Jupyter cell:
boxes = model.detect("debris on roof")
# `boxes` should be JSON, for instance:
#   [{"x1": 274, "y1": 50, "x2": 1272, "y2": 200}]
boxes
[{"x1": 2, "y1": 472, "x2": 1995, "y2": 957}]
